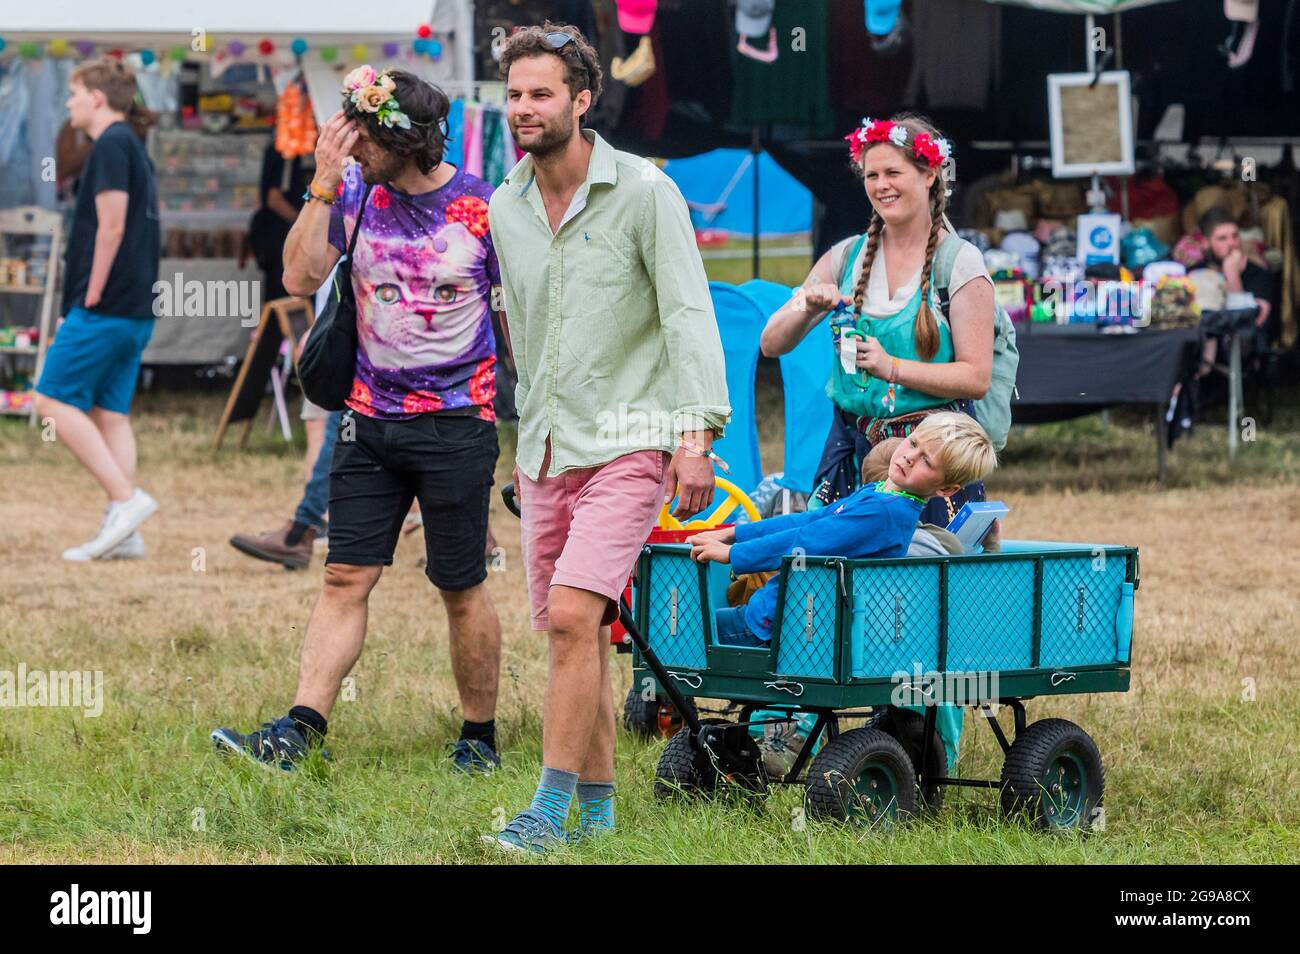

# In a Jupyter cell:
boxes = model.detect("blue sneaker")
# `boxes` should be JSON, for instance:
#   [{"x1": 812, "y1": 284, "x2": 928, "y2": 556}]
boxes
[
  {"x1": 210, "y1": 715, "x2": 318, "y2": 772},
  {"x1": 484, "y1": 808, "x2": 568, "y2": 854},
  {"x1": 450, "y1": 738, "x2": 501, "y2": 775}
]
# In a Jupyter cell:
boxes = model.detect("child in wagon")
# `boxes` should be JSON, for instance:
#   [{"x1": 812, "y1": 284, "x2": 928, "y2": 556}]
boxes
[{"x1": 688, "y1": 411, "x2": 996, "y2": 647}]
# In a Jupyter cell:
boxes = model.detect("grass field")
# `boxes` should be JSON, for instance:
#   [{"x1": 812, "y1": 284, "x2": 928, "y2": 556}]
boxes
[{"x1": 3, "y1": 288, "x2": 1300, "y2": 862}]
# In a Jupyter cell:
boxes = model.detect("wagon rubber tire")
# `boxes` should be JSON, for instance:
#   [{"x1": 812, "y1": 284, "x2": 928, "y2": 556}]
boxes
[
  {"x1": 804, "y1": 727, "x2": 917, "y2": 828},
  {"x1": 653, "y1": 719, "x2": 767, "y2": 800},
  {"x1": 653, "y1": 725, "x2": 709, "y2": 799},
  {"x1": 623, "y1": 685, "x2": 697, "y2": 740},
  {"x1": 1000, "y1": 718, "x2": 1104, "y2": 830},
  {"x1": 874, "y1": 707, "x2": 948, "y2": 815}
]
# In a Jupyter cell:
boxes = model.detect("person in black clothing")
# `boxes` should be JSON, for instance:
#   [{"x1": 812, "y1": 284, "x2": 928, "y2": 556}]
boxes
[
  {"x1": 1200, "y1": 207, "x2": 1277, "y2": 343},
  {"x1": 35, "y1": 58, "x2": 160, "y2": 562},
  {"x1": 250, "y1": 141, "x2": 312, "y2": 301}
]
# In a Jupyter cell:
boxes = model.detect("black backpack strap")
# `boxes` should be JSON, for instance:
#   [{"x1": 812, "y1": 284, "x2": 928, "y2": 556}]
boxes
[{"x1": 346, "y1": 183, "x2": 375, "y2": 258}]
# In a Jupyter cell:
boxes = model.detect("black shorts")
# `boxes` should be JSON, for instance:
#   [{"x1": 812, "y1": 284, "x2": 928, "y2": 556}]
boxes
[{"x1": 327, "y1": 409, "x2": 498, "y2": 591}]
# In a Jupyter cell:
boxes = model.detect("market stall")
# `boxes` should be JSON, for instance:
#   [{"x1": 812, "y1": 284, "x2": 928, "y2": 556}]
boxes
[{"x1": 0, "y1": 0, "x2": 475, "y2": 389}]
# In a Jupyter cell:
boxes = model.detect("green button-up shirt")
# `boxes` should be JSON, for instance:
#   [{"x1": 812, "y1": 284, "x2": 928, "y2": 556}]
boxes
[{"x1": 488, "y1": 130, "x2": 731, "y2": 480}]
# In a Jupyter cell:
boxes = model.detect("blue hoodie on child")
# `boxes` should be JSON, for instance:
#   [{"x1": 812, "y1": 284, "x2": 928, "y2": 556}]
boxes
[{"x1": 730, "y1": 482, "x2": 925, "y2": 641}]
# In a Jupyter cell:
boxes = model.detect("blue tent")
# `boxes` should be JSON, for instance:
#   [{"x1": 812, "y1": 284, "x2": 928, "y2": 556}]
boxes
[
  {"x1": 663, "y1": 149, "x2": 812, "y2": 237},
  {"x1": 709, "y1": 279, "x2": 834, "y2": 499}
]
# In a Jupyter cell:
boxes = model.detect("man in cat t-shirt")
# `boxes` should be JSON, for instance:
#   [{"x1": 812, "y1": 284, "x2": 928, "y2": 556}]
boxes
[{"x1": 211, "y1": 68, "x2": 508, "y2": 775}]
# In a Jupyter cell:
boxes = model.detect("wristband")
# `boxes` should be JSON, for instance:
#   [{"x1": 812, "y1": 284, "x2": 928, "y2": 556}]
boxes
[
  {"x1": 679, "y1": 439, "x2": 730, "y2": 474},
  {"x1": 306, "y1": 181, "x2": 338, "y2": 205}
]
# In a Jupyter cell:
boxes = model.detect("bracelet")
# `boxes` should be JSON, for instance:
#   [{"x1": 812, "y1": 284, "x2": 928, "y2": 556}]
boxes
[
  {"x1": 679, "y1": 439, "x2": 731, "y2": 474},
  {"x1": 305, "y1": 181, "x2": 338, "y2": 205},
  {"x1": 882, "y1": 356, "x2": 900, "y2": 414}
]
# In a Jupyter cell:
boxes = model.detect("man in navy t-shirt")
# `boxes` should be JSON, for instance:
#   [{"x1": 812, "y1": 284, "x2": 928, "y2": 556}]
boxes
[{"x1": 36, "y1": 58, "x2": 160, "y2": 562}]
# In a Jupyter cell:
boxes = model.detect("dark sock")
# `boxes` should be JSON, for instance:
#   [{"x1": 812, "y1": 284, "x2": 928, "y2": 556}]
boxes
[
  {"x1": 284, "y1": 521, "x2": 312, "y2": 546},
  {"x1": 460, "y1": 719, "x2": 496, "y2": 752},
  {"x1": 289, "y1": 705, "x2": 327, "y2": 741}
]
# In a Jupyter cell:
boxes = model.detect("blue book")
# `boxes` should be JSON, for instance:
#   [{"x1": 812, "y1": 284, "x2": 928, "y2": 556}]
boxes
[{"x1": 946, "y1": 501, "x2": 1009, "y2": 552}]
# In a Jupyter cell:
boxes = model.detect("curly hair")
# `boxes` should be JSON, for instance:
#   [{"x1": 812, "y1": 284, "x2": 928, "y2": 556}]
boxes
[
  {"x1": 497, "y1": 22, "x2": 603, "y2": 124},
  {"x1": 848, "y1": 112, "x2": 950, "y2": 361},
  {"x1": 341, "y1": 69, "x2": 450, "y2": 175}
]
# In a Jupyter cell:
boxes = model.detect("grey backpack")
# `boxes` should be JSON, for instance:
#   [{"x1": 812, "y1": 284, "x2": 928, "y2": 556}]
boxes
[{"x1": 933, "y1": 234, "x2": 1019, "y2": 451}]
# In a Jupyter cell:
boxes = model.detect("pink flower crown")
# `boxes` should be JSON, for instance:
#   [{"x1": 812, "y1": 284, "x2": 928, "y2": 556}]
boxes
[{"x1": 845, "y1": 118, "x2": 952, "y2": 168}]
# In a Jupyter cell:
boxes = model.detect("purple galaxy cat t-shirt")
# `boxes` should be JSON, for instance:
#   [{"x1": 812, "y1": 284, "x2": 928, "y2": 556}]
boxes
[{"x1": 328, "y1": 162, "x2": 499, "y2": 422}]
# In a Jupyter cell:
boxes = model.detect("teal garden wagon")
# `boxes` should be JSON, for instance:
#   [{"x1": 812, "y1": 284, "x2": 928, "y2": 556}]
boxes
[{"x1": 626, "y1": 540, "x2": 1139, "y2": 830}]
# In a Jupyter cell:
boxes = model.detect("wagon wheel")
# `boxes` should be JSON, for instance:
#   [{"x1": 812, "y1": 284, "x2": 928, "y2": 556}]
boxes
[
  {"x1": 804, "y1": 727, "x2": 917, "y2": 828},
  {"x1": 653, "y1": 719, "x2": 766, "y2": 800},
  {"x1": 657, "y1": 475, "x2": 762, "y2": 531},
  {"x1": 1000, "y1": 718, "x2": 1104, "y2": 831},
  {"x1": 873, "y1": 707, "x2": 948, "y2": 816},
  {"x1": 622, "y1": 684, "x2": 698, "y2": 740}
]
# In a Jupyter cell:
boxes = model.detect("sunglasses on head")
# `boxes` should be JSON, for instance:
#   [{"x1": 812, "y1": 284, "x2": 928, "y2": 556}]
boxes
[{"x1": 544, "y1": 31, "x2": 576, "y2": 50}]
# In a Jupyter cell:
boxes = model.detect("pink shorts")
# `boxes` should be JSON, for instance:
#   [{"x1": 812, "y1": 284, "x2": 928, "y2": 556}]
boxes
[{"x1": 518, "y1": 440, "x2": 670, "y2": 631}]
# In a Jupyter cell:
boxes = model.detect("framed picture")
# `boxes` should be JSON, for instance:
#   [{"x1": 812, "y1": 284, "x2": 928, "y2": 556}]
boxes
[{"x1": 1047, "y1": 70, "x2": 1135, "y2": 178}]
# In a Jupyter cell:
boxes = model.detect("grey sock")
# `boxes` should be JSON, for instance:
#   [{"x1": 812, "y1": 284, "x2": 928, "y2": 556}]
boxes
[
  {"x1": 577, "y1": 781, "x2": 615, "y2": 803},
  {"x1": 540, "y1": 766, "x2": 580, "y2": 796},
  {"x1": 578, "y1": 780, "x2": 615, "y2": 830},
  {"x1": 530, "y1": 766, "x2": 580, "y2": 830}
]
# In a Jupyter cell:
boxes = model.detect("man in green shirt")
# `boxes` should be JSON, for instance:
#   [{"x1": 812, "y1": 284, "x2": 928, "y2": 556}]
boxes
[{"x1": 487, "y1": 23, "x2": 730, "y2": 852}]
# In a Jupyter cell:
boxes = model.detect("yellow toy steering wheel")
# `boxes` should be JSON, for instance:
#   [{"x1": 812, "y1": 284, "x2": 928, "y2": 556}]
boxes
[{"x1": 658, "y1": 475, "x2": 762, "y2": 531}]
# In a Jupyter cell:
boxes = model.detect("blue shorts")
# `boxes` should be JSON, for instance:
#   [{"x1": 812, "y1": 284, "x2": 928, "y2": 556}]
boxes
[{"x1": 36, "y1": 307, "x2": 154, "y2": 414}]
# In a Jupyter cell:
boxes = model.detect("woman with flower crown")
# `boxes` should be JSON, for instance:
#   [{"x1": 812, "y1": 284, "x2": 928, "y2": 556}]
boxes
[{"x1": 760, "y1": 112, "x2": 997, "y2": 528}]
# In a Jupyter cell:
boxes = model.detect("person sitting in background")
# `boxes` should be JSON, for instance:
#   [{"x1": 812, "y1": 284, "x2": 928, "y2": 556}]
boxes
[
  {"x1": 1191, "y1": 207, "x2": 1278, "y2": 376},
  {"x1": 689, "y1": 413, "x2": 997, "y2": 646}
]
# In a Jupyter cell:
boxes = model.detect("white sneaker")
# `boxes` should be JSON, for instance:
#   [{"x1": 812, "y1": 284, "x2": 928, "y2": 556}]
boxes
[
  {"x1": 104, "y1": 532, "x2": 146, "y2": 560},
  {"x1": 61, "y1": 490, "x2": 157, "y2": 561},
  {"x1": 62, "y1": 531, "x2": 146, "y2": 562}
]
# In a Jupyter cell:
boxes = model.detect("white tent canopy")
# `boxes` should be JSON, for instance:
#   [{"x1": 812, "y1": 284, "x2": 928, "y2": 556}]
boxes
[
  {"x1": 3, "y1": 0, "x2": 445, "y2": 35},
  {"x1": 1, "y1": 1, "x2": 477, "y2": 98}
]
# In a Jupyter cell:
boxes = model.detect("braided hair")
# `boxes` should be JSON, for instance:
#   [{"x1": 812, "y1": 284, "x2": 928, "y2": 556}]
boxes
[{"x1": 848, "y1": 112, "x2": 949, "y2": 361}]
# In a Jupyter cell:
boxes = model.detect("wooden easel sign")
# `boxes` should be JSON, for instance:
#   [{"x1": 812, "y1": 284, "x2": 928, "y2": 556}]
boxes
[{"x1": 213, "y1": 296, "x2": 314, "y2": 450}]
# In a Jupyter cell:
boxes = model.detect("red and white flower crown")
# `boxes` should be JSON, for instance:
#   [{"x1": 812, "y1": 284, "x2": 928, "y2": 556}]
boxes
[{"x1": 845, "y1": 118, "x2": 952, "y2": 168}]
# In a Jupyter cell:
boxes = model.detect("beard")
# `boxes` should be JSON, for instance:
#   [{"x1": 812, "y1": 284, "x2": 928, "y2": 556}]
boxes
[
  {"x1": 513, "y1": 103, "x2": 576, "y2": 158},
  {"x1": 359, "y1": 150, "x2": 407, "y2": 186}
]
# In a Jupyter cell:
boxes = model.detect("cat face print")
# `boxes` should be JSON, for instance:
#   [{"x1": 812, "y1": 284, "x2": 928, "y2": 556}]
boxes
[{"x1": 351, "y1": 222, "x2": 488, "y2": 370}]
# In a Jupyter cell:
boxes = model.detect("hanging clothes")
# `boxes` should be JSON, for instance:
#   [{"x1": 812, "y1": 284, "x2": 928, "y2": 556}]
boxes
[
  {"x1": 482, "y1": 105, "x2": 506, "y2": 185},
  {"x1": 463, "y1": 102, "x2": 485, "y2": 178},
  {"x1": 828, "y1": 0, "x2": 913, "y2": 120},
  {"x1": 445, "y1": 98, "x2": 465, "y2": 170},
  {"x1": 730, "y1": 0, "x2": 834, "y2": 135},
  {"x1": 906, "y1": 0, "x2": 1000, "y2": 112},
  {"x1": 275, "y1": 78, "x2": 317, "y2": 160},
  {"x1": 1256, "y1": 194, "x2": 1298, "y2": 347}
]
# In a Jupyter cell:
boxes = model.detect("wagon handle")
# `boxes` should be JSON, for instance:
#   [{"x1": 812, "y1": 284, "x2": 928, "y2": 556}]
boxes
[{"x1": 501, "y1": 482, "x2": 521, "y2": 519}]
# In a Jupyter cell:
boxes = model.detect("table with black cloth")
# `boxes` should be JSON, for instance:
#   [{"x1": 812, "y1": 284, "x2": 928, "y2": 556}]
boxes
[{"x1": 1009, "y1": 323, "x2": 1204, "y2": 481}]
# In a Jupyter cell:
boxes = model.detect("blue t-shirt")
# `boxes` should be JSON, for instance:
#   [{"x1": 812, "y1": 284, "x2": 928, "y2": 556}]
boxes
[{"x1": 730, "y1": 482, "x2": 925, "y2": 641}]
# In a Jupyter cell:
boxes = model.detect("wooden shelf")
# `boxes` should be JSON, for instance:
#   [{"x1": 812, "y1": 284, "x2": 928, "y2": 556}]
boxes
[{"x1": 0, "y1": 207, "x2": 61, "y2": 428}]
